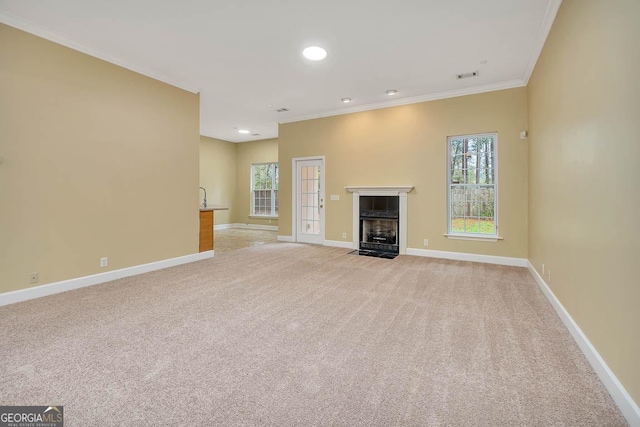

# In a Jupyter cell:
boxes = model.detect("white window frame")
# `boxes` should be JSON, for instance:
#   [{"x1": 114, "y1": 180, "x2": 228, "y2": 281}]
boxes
[
  {"x1": 251, "y1": 162, "x2": 278, "y2": 217},
  {"x1": 446, "y1": 132, "x2": 499, "y2": 241}
]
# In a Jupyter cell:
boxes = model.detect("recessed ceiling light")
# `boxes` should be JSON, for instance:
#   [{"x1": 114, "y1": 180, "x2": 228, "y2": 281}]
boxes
[
  {"x1": 386, "y1": 89, "x2": 397, "y2": 95},
  {"x1": 303, "y1": 46, "x2": 327, "y2": 61},
  {"x1": 341, "y1": 97, "x2": 351, "y2": 103},
  {"x1": 238, "y1": 129, "x2": 250, "y2": 134}
]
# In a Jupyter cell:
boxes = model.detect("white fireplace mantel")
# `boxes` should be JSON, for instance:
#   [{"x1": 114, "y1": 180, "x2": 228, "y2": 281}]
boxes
[
  {"x1": 345, "y1": 186, "x2": 413, "y2": 196},
  {"x1": 345, "y1": 186, "x2": 413, "y2": 255}
]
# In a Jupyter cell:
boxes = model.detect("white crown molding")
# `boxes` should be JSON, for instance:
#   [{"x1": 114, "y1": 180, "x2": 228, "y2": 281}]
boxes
[
  {"x1": 0, "y1": 12, "x2": 200, "y2": 94},
  {"x1": 279, "y1": 79, "x2": 526, "y2": 124},
  {"x1": 0, "y1": 251, "x2": 214, "y2": 307},
  {"x1": 406, "y1": 248, "x2": 528, "y2": 267},
  {"x1": 522, "y1": 0, "x2": 563, "y2": 83},
  {"x1": 527, "y1": 262, "x2": 640, "y2": 425},
  {"x1": 324, "y1": 240, "x2": 356, "y2": 250}
]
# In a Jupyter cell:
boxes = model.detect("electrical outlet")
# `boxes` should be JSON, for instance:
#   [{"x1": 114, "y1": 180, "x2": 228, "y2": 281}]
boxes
[
  {"x1": 342, "y1": 232, "x2": 347, "y2": 239},
  {"x1": 29, "y1": 272, "x2": 39, "y2": 284},
  {"x1": 268, "y1": 219, "x2": 272, "y2": 224},
  {"x1": 100, "y1": 257, "x2": 108, "y2": 268},
  {"x1": 424, "y1": 239, "x2": 429, "y2": 246},
  {"x1": 542, "y1": 264, "x2": 545, "y2": 274}
]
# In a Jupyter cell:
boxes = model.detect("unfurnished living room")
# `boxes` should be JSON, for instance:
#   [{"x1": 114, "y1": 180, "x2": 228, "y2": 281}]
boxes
[{"x1": 0, "y1": 0, "x2": 638, "y2": 426}]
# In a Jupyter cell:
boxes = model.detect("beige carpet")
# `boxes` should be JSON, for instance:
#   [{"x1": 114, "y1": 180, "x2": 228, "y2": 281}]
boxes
[
  {"x1": 0, "y1": 243, "x2": 626, "y2": 426},
  {"x1": 214, "y1": 228, "x2": 278, "y2": 254}
]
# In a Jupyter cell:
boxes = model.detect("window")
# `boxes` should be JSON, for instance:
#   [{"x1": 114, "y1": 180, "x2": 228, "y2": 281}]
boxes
[
  {"x1": 251, "y1": 163, "x2": 278, "y2": 216},
  {"x1": 448, "y1": 133, "x2": 497, "y2": 236}
]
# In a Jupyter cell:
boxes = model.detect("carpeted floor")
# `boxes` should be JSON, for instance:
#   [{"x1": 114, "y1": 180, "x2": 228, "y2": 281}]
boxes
[
  {"x1": 0, "y1": 243, "x2": 627, "y2": 426},
  {"x1": 214, "y1": 228, "x2": 278, "y2": 254}
]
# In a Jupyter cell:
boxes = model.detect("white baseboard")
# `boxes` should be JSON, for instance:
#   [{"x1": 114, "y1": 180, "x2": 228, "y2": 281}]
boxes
[
  {"x1": 324, "y1": 240, "x2": 356, "y2": 249},
  {"x1": 0, "y1": 251, "x2": 215, "y2": 308},
  {"x1": 215, "y1": 223, "x2": 278, "y2": 231},
  {"x1": 277, "y1": 235, "x2": 294, "y2": 242},
  {"x1": 214, "y1": 223, "x2": 235, "y2": 231},
  {"x1": 234, "y1": 223, "x2": 278, "y2": 231},
  {"x1": 527, "y1": 262, "x2": 640, "y2": 426},
  {"x1": 406, "y1": 248, "x2": 528, "y2": 267}
]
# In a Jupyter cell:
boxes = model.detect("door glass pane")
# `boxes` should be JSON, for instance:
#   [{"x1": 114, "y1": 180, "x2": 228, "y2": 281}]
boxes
[{"x1": 300, "y1": 165, "x2": 320, "y2": 235}]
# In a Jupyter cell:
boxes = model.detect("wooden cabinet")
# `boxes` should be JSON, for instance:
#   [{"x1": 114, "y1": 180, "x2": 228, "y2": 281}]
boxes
[{"x1": 199, "y1": 210, "x2": 214, "y2": 252}]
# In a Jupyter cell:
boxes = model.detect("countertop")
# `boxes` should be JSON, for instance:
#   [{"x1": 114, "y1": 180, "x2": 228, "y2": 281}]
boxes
[{"x1": 199, "y1": 205, "x2": 229, "y2": 211}]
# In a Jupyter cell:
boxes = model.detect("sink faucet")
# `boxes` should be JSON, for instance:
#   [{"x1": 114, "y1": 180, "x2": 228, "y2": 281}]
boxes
[{"x1": 199, "y1": 187, "x2": 207, "y2": 208}]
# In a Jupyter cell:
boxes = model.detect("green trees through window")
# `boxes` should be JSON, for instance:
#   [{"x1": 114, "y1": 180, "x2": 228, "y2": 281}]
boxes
[
  {"x1": 252, "y1": 163, "x2": 278, "y2": 216},
  {"x1": 448, "y1": 134, "x2": 497, "y2": 235}
]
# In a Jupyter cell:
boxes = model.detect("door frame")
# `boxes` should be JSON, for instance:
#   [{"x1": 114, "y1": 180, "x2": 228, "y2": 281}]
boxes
[{"x1": 291, "y1": 156, "x2": 325, "y2": 244}]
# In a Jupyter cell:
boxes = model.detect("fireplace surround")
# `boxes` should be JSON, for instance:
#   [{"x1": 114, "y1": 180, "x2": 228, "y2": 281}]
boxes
[{"x1": 345, "y1": 186, "x2": 414, "y2": 255}]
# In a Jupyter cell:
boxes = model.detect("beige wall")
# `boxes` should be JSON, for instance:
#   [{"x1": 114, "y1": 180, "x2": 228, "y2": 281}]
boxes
[
  {"x1": 279, "y1": 88, "x2": 528, "y2": 257},
  {"x1": 234, "y1": 139, "x2": 279, "y2": 226},
  {"x1": 199, "y1": 136, "x2": 236, "y2": 225},
  {"x1": 528, "y1": 0, "x2": 640, "y2": 404},
  {"x1": 0, "y1": 24, "x2": 200, "y2": 294}
]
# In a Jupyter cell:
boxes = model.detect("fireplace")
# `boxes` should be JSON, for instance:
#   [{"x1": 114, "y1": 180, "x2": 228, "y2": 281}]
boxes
[
  {"x1": 359, "y1": 196, "x2": 399, "y2": 255},
  {"x1": 345, "y1": 186, "x2": 413, "y2": 258}
]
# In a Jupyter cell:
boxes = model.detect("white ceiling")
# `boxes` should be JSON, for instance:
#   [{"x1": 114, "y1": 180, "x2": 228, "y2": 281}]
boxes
[{"x1": 0, "y1": 0, "x2": 561, "y2": 143}]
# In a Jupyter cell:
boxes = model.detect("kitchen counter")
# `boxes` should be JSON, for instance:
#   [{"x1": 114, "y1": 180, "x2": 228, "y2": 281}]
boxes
[
  {"x1": 199, "y1": 206, "x2": 229, "y2": 211},
  {"x1": 198, "y1": 206, "x2": 228, "y2": 252}
]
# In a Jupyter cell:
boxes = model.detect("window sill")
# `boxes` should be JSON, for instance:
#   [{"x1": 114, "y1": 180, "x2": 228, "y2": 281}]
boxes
[
  {"x1": 249, "y1": 215, "x2": 278, "y2": 220},
  {"x1": 444, "y1": 233, "x2": 503, "y2": 242}
]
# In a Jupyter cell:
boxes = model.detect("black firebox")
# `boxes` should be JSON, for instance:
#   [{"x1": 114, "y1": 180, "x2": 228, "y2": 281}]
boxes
[{"x1": 359, "y1": 196, "x2": 399, "y2": 256}]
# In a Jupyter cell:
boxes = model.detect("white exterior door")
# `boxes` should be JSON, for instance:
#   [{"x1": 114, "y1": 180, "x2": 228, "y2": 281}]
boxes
[{"x1": 295, "y1": 158, "x2": 324, "y2": 244}]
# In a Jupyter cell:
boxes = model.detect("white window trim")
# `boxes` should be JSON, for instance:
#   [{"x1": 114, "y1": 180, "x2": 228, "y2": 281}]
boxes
[
  {"x1": 443, "y1": 233, "x2": 503, "y2": 242},
  {"x1": 251, "y1": 162, "x2": 278, "y2": 217},
  {"x1": 446, "y1": 132, "x2": 501, "y2": 240}
]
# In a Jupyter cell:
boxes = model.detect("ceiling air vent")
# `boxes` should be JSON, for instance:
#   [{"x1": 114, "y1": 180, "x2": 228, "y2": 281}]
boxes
[
  {"x1": 276, "y1": 108, "x2": 289, "y2": 112},
  {"x1": 456, "y1": 71, "x2": 479, "y2": 80},
  {"x1": 251, "y1": 133, "x2": 261, "y2": 136}
]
